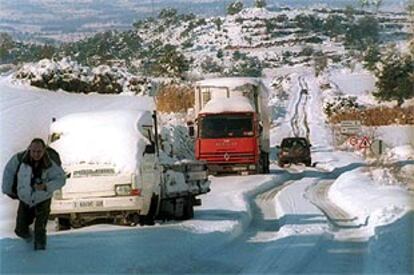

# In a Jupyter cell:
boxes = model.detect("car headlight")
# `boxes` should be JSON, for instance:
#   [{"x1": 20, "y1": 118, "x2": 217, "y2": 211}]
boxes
[
  {"x1": 53, "y1": 189, "x2": 63, "y2": 199},
  {"x1": 115, "y1": 184, "x2": 132, "y2": 196}
]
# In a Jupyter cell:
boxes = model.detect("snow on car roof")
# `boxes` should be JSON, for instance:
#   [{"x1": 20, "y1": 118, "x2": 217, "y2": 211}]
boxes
[
  {"x1": 50, "y1": 110, "x2": 152, "y2": 173},
  {"x1": 200, "y1": 96, "x2": 254, "y2": 114}
]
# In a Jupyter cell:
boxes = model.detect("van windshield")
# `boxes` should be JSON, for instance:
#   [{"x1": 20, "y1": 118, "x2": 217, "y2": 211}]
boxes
[{"x1": 199, "y1": 114, "x2": 254, "y2": 139}]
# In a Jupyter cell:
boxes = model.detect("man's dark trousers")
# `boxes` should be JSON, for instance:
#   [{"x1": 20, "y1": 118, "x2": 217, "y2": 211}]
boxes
[{"x1": 15, "y1": 199, "x2": 52, "y2": 249}]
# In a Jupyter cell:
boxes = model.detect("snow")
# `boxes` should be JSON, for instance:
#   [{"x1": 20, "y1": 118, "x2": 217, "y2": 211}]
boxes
[
  {"x1": 375, "y1": 125, "x2": 414, "y2": 148},
  {"x1": 195, "y1": 77, "x2": 262, "y2": 91},
  {"x1": 382, "y1": 145, "x2": 414, "y2": 162},
  {"x1": 1, "y1": 61, "x2": 413, "y2": 273},
  {"x1": 50, "y1": 110, "x2": 152, "y2": 173},
  {"x1": 328, "y1": 168, "x2": 412, "y2": 232},
  {"x1": 324, "y1": 66, "x2": 377, "y2": 106},
  {"x1": 200, "y1": 95, "x2": 254, "y2": 114}
]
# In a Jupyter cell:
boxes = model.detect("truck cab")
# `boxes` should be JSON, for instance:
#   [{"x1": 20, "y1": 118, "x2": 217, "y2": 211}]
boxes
[{"x1": 191, "y1": 78, "x2": 270, "y2": 175}]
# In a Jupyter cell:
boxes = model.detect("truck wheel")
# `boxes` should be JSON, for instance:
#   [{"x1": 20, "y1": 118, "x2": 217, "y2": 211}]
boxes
[
  {"x1": 262, "y1": 152, "x2": 270, "y2": 174},
  {"x1": 56, "y1": 217, "x2": 71, "y2": 231}
]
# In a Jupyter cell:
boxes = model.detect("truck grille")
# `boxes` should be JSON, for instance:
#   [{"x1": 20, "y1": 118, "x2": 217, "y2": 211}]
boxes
[{"x1": 200, "y1": 152, "x2": 255, "y2": 163}]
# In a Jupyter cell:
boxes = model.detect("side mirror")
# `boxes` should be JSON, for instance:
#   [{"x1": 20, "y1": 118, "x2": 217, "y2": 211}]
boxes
[
  {"x1": 187, "y1": 121, "x2": 195, "y2": 138},
  {"x1": 276, "y1": 145, "x2": 280, "y2": 149},
  {"x1": 309, "y1": 144, "x2": 312, "y2": 147},
  {"x1": 188, "y1": 126, "x2": 195, "y2": 138}
]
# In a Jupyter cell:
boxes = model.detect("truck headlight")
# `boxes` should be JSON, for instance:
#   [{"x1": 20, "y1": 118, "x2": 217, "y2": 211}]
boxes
[{"x1": 115, "y1": 184, "x2": 132, "y2": 196}]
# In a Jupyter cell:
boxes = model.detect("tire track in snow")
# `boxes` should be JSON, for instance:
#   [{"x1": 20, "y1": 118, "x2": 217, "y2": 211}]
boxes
[
  {"x1": 305, "y1": 180, "x2": 368, "y2": 229},
  {"x1": 290, "y1": 75, "x2": 310, "y2": 139}
]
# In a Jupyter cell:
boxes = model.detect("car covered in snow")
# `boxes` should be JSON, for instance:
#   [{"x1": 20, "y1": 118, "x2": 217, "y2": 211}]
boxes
[
  {"x1": 277, "y1": 137, "x2": 312, "y2": 167},
  {"x1": 48, "y1": 110, "x2": 210, "y2": 230}
]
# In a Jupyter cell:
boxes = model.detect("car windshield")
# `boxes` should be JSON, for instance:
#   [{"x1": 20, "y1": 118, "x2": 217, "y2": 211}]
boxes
[
  {"x1": 199, "y1": 114, "x2": 254, "y2": 139},
  {"x1": 281, "y1": 138, "x2": 308, "y2": 149}
]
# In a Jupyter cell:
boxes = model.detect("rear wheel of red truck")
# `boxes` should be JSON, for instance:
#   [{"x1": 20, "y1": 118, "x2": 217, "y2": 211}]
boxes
[{"x1": 260, "y1": 151, "x2": 270, "y2": 174}]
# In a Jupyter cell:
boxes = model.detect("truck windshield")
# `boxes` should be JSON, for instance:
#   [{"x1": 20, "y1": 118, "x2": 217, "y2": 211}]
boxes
[{"x1": 199, "y1": 114, "x2": 254, "y2": 138}]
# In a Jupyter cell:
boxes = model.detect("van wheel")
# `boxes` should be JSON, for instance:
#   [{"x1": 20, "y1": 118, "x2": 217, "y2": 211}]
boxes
[
  {"x1": 180, "y1": 195, "x2": 194, "y2": 220},
  {"x1": 56, "y1": 217, "x2": 71, "y2": 231},
  {"x1": 140, "y1": 195, "x2": 158, "y2": 226}
]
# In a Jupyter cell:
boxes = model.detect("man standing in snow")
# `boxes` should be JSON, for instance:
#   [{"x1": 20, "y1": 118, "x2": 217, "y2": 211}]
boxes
[{"x1": 2, "y1": 138, "x2": 66, "y2": 250}]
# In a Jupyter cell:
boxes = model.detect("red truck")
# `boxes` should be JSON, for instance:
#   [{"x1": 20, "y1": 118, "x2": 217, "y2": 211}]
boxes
[{"x1": 190, "y1": 78, "x2": 270, "y2": 175}]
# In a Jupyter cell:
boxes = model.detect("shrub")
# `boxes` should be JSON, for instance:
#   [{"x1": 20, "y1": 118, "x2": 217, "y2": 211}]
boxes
[
  {"x1": 200, "y1": 56, "x2": 223, "y2": 73},
  {"x1": 228, "y1": 56, "x2": 263, "y2": 77},
  {"x1": 323, "y1": 96, "x2": 364, "y2": 117},
  {"x1": 329, "y1": 106, "x2": 414, "y2": 126},
  {"x1": 14, "y1": 58, "x2": 151, "y2": 94},
  {"x1": 156, "y1": 84, "x2": 194, "y2": 113}
]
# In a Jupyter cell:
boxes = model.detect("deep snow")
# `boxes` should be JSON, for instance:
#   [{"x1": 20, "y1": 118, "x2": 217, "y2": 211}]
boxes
[{"x1": 0, "y1": 66, "x2": 413, "y2": 274}]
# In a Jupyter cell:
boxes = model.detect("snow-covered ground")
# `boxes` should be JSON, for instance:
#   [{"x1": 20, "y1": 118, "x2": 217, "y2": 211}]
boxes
[{"x1": 0, "y1": 66, "x2": 413, "y2": 273}]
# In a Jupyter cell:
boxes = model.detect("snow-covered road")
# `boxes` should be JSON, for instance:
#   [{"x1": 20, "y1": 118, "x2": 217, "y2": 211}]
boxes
[{"x1": 0, "y1": 72, "x2": 412, "y2": 274}]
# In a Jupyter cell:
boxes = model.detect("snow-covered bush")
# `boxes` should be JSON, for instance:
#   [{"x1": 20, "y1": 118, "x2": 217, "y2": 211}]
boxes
[
  {"x1": 227, "y1": 1, "x2": 244, "y2": 15},
  {"x1": 200, "y1": 56, "x2": 223, "y2": 74},
  {"x1": 323, "y1": 96, "x2": 364, "y2": 117},
  {"x1": 227, "y1": 56, "x2": 263, "y2": 77},
  {"x1": 14, "y1": 58, "x2": 153, "y2": 95}
]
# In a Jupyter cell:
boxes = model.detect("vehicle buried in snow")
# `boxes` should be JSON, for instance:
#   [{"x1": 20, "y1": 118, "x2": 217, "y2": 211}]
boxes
[
  {"x1": 277, "y1": 137, "x2": 312, "y2": 167},
  {"x1": 189, "y1": 77, "x2": 270, "y2": 175},
  {"x1": 48, "y1": 110, "x2": 210, "y2": 230}
]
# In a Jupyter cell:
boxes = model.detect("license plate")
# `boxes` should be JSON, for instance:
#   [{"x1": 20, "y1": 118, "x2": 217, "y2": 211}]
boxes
[
  {"x1": 187, "y1": 171, "x2": 208, "y2": 181},
  {"x1": 74, "y1": 200, "x2": 104, "y2": 208}
]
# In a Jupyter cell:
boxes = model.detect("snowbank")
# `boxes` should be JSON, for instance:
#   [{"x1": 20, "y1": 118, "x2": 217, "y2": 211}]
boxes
[
  {"x1": 328, "y1": 168, "x2": 412, "y2": 233},
  {"x1": 375, "y1": 125, "x2": 414, "y2": 148}
]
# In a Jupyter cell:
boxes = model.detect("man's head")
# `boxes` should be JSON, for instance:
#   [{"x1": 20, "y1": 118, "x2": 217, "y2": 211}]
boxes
[{"x1": 29, "y1": 138, "x2": 46, "y2": 162}]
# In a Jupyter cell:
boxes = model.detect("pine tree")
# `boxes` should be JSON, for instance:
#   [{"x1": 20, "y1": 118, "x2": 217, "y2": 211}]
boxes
[
  {"x1": 227, "y1": 1, "x2": 243, "y2": 15},
  {"x1": 363, "y1": 44, "x2": 381, "y2": 71},
  {"x1": 373, "y1": 50, "x2": 414, "y2": 106}
]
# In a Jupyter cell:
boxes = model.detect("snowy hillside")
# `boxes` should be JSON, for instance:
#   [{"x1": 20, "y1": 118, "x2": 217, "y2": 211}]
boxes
[{"x1": 0, "y1": 1, "x2": 413, "y2": 273}]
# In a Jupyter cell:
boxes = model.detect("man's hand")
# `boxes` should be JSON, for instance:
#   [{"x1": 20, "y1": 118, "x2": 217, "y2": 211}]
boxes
[{"x1": 34, "y1": 183, "x2": 47, "y2": 191}]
